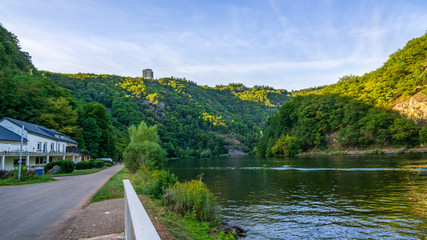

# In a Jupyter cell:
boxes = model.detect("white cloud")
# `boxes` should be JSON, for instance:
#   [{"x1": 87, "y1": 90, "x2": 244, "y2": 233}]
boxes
[{"x1": 1, "y1": 0, "x2": 426, "y2": 90}]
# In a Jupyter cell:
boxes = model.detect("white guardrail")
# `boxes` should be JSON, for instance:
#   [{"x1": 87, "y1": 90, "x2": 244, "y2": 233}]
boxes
[{"x1": 123, "y1": 179, "x2": 161, "y2": 240}]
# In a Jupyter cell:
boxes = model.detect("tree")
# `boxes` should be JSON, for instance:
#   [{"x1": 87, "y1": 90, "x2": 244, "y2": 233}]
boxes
[
  {"x1": 420, "y1": 127, "x2": 427, "y2": 145},
  {"x1": 389, "y1": 118, "x2": 420, "y2": 147},
  {"x1": 80, "y1": 102, "x2": 116, "y2": 158},
  {"x1": 80, "y1": 117, "x2": 102, "y2": 157},
  {"x1": 123, "y1": 121, "x2": 167, "y2": 172}
]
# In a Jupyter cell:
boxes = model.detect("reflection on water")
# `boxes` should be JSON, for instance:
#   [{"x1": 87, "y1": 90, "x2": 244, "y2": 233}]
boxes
[{"x1": 167, "y1": 154, "x2": 427, "y2": 239}]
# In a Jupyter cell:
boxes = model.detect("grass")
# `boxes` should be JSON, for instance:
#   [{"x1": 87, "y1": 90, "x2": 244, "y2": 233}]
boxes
[
  {"x1": 91, "y1": 167, "x2": 132, "y2": 202},
  {"x1": 0, "y1": 175, "x2": 56, "y2": 186},
  {"x1": 90, "y1": 166, "x2": 233, "y2": 239},
  {"x1": 50, "y1": 168, "x2": 105, "y2": 176},
  {"x1": 141, "y1": 196, "x2": 234, "y2": 240}
]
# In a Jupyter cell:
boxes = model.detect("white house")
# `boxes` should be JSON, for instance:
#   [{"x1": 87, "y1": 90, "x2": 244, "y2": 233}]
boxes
[{"x1": 0, "y1": 117, "x2": 86, "y2": 170}]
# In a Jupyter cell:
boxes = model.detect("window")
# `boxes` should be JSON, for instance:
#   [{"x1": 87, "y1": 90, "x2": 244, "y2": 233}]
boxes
[
  {"x1": 57, "y1": 143, "x2": 60, "y2": 152},
  {"x1": 13, "y1": 159, "x2": 22, "y2": 166},
  {"x1": 37, "y1": 142, "x2": 42, "y2": 151},
  {"x1": 51, "y1": 143, "x2": 54, "y2": 151},
  {"x1": 35, "y1": 157, "x2": 46, "y2": 164}
]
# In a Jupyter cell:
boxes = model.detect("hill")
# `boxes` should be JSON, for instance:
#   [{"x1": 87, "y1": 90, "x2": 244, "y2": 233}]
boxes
[
  {"x1": 0, "y1": 23, "x2": 291, "y2": 159},
  {"x1": 42, "y1": 72, "x2": 291, "y2": 158},
  {"x1": 258, "y1": 33, "x2": 427, "y2": 157},
  {"x1": 0, "y1": 24, "x2": 80, "y2": 139}
]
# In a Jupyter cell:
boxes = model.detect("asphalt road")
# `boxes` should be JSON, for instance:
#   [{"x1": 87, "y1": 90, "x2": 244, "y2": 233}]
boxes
[{"x1": 0, "y1": 164, "x2": 124, "y2": 240}]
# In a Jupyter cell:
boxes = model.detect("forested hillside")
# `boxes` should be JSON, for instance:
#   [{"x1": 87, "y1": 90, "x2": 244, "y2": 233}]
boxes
[
  {"x1": 0, "y1": 24, "x2": 291, "y2": 160},
  {"x1": 258, "y1": 33, "x2": 427, "y2": 157},
  {"x1": 43, "y1": 72, "x2": 291, "y2": 158},
  {"x1": 0, "y1": 24, "x2": 80, "y2": 139}
]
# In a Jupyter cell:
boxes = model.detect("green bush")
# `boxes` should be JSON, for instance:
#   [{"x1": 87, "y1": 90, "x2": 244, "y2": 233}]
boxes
[
  {"x1": 44, "y1": 161, "x2": 61, "y2": 173},
  {"x1": 164, "y1": 179, "x2": 219, "y2": 223},
  {"x1": 136, "y1": 167, "x2": 177, "y2": 199},
  {"x1": 199, "y1": 149, "x2": 213, "y2": 158},
  {"x1": 76, "y1": 161, "x2": 92, "y2": 169},
  {"x1": 124, "y1": 141, "x2": 167, "y2": 173},
  {"x1": 88, "y1": 159, "x2": 95, "y2": 167},
  {"x1": 420, "y1": 127, "x2": 427, "y2": 144},
  {"x1": 0, "y1": 170, "x2": 11, "y2": 180},
  {"x1": 93, "y1": 160, "x2": 104, "y2": 168},
  {"x1": 60, "y1": 161, "x2": 75, "y2": 173}
]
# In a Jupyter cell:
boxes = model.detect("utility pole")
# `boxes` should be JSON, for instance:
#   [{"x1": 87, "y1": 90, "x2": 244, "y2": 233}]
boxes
[{"x1": 18, "y1": 125, "x2": 24, "y2": 181}]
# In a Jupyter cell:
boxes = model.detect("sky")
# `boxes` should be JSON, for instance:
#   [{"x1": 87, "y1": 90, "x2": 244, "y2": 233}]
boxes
[{"x1": 0, "y1": 0, "x2": 426, "y2": 90}]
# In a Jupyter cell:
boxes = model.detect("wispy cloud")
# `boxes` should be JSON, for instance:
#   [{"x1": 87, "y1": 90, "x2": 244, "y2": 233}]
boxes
[{"x1": 0, "y1": 0, "x2": 426, "y2": 90}]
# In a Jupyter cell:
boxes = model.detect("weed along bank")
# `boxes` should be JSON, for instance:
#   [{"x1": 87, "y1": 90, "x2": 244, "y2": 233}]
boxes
[{"x1": 0, "y1": 117, "x2": 88, "y2": 170}]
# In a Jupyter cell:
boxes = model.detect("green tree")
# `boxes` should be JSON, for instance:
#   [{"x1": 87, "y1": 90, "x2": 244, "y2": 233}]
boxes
[
  {"x1": 389, "y1": 118, "x2": 420, "y2": 147},
  {"x1": 419, "y1": 127, "x2": 427, "y2": 145},
  {"x1": 123, "y1": 121, "x2": 167, "y2": 172}
]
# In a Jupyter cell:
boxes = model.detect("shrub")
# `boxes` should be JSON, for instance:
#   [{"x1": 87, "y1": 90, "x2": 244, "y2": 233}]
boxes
[
  {"x1": 420, "y1": 127, "x2": 427, "y2": 145},
  {"x1": 76, "y1": 161, "x2": 92, "y2": 169},
  {"x1": 136, "y1": 167, "x2": 177, "y2": 199},
  {"x1": 164, "y1": 179, "x2": 218, "y2": 223},
  {"x1": 124, "y1": 141, "x2": 167, "y2": 173},
  {"x1": 93, "y1": 160, "x2": 104, "y2": 168},
  {"x1": 200, "y1": 149, "x2": 213, "y2": 158},
  {"x1": 0, "y1": 170, "x2": 10, "y2": 179},
  {"x1": 60, "y1": 161, "x2": 75, "y2": 173},
  {"x1": 44, "y1": 161, "x2": 61, "y2": 173},
  {"x1": 88, "y1": 159, "x2": 95, "y2": 167}
]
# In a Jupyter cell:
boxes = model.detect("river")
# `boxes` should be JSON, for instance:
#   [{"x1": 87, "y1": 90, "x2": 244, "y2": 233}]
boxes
[{"x1": 167, "y1": 154, "x2": 427, "y2": 239}]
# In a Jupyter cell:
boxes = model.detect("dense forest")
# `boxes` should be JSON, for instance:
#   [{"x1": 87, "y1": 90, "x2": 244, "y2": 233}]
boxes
[
  {"x1": 0, "y1": 24, "x2": 81, "y2": 139},
  {"x1": 42, "y1": 72, "x2": 291, "y2": 158},
  {"x1": 258, "y1": 33, "x2": 427, "y2": 157},
  {"x1": 3, "y1": 22, "x2": 426, "y2": 160},
  {"x1": 0, "y1": 24, "x2": 291, "y2": 160}
]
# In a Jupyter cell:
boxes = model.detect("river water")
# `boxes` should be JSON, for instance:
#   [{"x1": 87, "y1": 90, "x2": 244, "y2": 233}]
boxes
[{"x1": 167, "y1": 154, "x2": 427, "y2": 239}]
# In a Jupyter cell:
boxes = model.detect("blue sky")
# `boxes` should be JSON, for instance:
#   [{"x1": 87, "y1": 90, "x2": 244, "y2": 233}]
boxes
[{"x1": 0, "y1": 0, "x2": 426, "y2": 90}]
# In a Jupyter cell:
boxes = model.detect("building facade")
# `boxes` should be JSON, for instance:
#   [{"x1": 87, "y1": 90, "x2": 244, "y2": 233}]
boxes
[
  {"x1": 142, "y1": 69, "x2": 154, "y2": 79},
  {"x1": 0, "y1": 117, "x2": 86, "y2": 170}
]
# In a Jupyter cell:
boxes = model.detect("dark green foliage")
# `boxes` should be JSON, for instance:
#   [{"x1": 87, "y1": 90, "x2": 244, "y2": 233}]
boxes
[
  {"x1": 0, "y1": 24, "x2": 34, "y2": 73},
  {"x1": 420, "y1": 127, "x2": 427, "y2": 144},
  {"x1": 389, "y1": 118, "x2": 420, "y2": 147},
  {"x1": 0, "y1": 170, "x2": 12, "y2": 179},
  {"x1": 79, "y1": 102, "x2": 116, "y2": 159},
  {"x1": 75, "y1": 161, "x2": 92, "y2": 169},
  {"x1": 60, "y1": 161, "x2": 75, "y2": 173},
  {"x1": 42, "y1": 72, "x2": 291, "y2": 157},
  {"x1": 92, "y1": 160, "x2": 105, "y2": 168},
  {"x1": 44, "y1": 161, "x2": 61, "y2": 172},
  {"x1": 258, "y1": 94, "x2": 421, "y2": 155},
  {"x1": 0, "y1": 25, "x2": 80, "y2": 139},
  {"x1": 259, "y1": 33, "x2": 427, "y2": 155}
]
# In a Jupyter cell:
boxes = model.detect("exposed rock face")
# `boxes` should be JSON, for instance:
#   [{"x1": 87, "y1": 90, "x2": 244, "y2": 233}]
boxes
[
  {"x1": 48, "y1": 165, "x2": 61, "y2": 174},
  {"x1": 392, "y1": 92, "x2": 427, "y2": 125}
]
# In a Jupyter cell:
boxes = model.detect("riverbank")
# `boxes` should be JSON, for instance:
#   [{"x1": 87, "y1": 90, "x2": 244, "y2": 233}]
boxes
[
  {"x1": 297, "y1": 147, "x2": 427, "y2": 157},
  {"x1": 89, "y1": 167, "x2": 235, "y2": 239}
]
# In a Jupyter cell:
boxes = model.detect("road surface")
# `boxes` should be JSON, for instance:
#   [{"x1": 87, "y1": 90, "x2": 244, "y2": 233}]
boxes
[{"x1": 0, "y1": 164, "x2": 124, "y2": 240}]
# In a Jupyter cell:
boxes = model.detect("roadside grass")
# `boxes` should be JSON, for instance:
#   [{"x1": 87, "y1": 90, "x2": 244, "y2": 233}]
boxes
[
  {"x1": 0, "y1": 175, "x2": 56, "y2": 186},
  {"x1": 91, "y1": 166, "x2": 233, "y2": 239},
  {"x1": 91, "y1": 166, "x2": 131, "y2": 202},
  {"x1": 141, "y1": 196, "x2": 233, "y2": 240},
  {"x1": 51, "y1": 168, "x2": 105, "y2": 176}
]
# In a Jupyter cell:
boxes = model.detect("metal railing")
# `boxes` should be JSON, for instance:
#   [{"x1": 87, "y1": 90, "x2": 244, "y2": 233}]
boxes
[{"x1": 123, "y1": 179, "x2": 161, "y2": 240}]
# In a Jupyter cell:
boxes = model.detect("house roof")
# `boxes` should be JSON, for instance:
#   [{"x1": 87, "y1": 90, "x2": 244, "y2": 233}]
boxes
[
  {"x1": 0, "y1": 126, "x2": 28, "y2": 142},
  {"x1": 0, "y1": 117, "x2": 78, "y2": 145}
]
